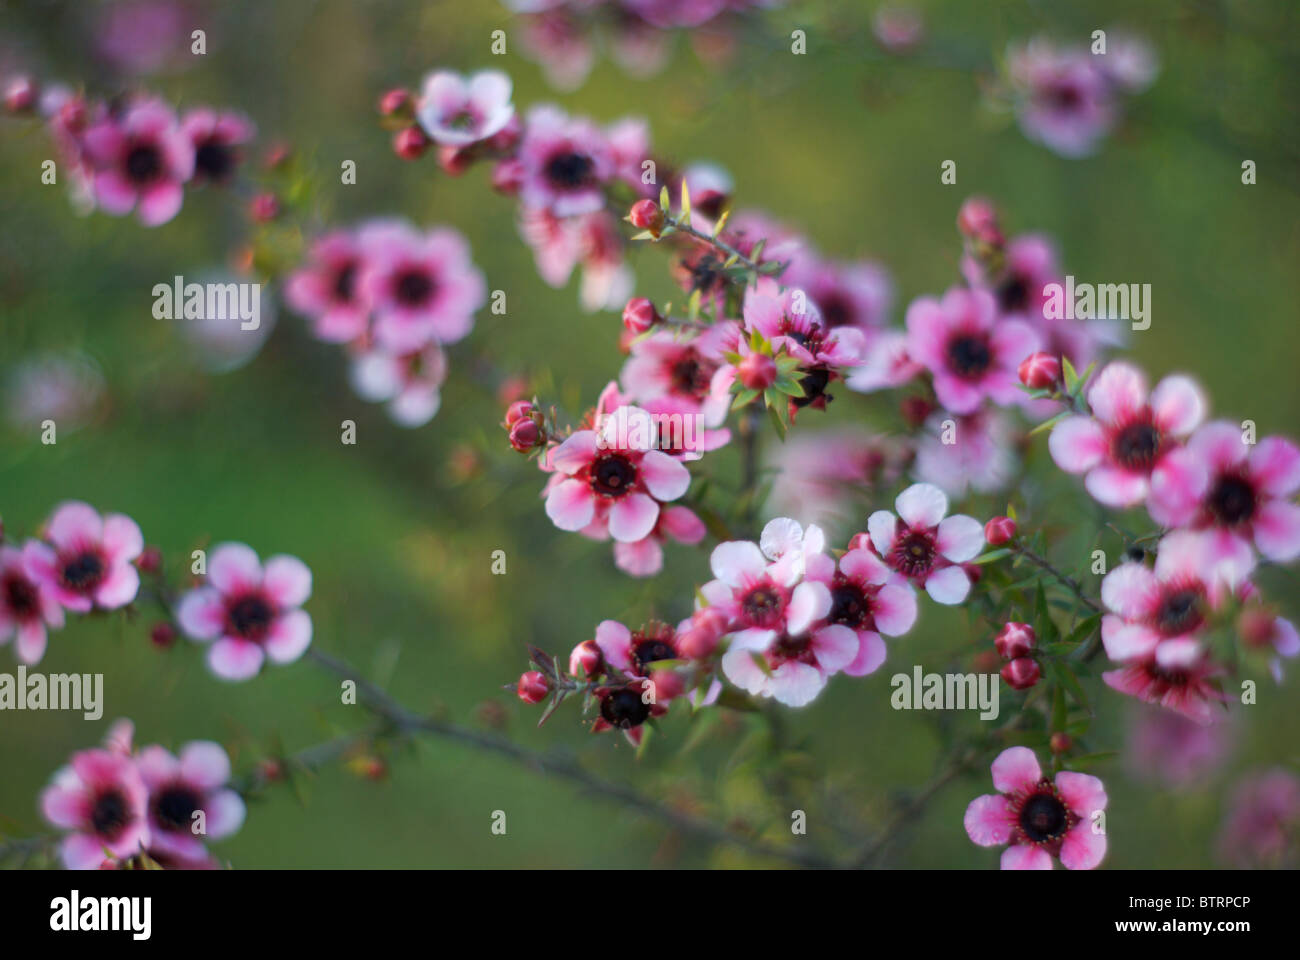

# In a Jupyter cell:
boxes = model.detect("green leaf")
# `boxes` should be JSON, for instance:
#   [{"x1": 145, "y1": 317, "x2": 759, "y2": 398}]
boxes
[
  {"x1": 659, "y1": 185, "x2": 669, "y2": 211},
  {"x1": 773, "y1": 375, "x2": 805, "y2": 398},
  {"x1": 680, "y1": 179, "x2": 691, "y2": 224},
  {"x1": 971, "y1": 548, "x2": 1011, "y2": 565},
  {"x1": 767, "y1": 403, "x2": 787, "y2": 440},
  {"x1": 1028, "y1": 410, "x2": 1070, "y2": 437},
  {"x1": 1062, "y1": 355, "x2": 1080, "y2": 395},
  {"x1": 731, "y1": 388, "x2": 760, "y2": 410}
]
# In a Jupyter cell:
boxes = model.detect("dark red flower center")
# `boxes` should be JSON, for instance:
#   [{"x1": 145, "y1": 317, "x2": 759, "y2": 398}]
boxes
[
  {"x1": 890, "y1": 530, "x2": 937, "y2": 577},
  {"x1": 226, "y1": 593, "x2": 275, "y2": 642},
  {"x1": 1111, "y1": 420, "x2": 1161, "y2": 470},
  {"x1": 545, "y1": 151, "x2": 595, "y2": 189},
  {"x1": 818, "y1": 293, "x2": 853, "y2": 328},
  {"x1": 1049, "y1": 83, "x2": 1084, "y2": 111},
  {"x1": 946, "y1": 334, "x2": 992, "y2": 378},
  {"x1": 829, "y1": 581, "x2": 874, "y2": 631},
  {"x1": 333, "y1": 261, "x2": 358, "y2": 303},
  {"x1": 125, "y1": 142, "x2": 163, "y2": 184},
  {"x1": 599, "y1": 686, "x2": 651, "y2": 729},
  {"x1": 996, "y1": 274, "x2": 1030, "y2": 314},
  {"x1": 61, "y1": 550, "x2": 106, "y2": 593},
  {"x1": 741, "y1": 583, "x2": 787, "y2": 629},
  {"x1": 682, "y1": 252, "x2": 725, "y2": 294},
  {"x1": 1155, "y1": 587, "x2": 1204, "y2": 637},
  {"x1": 670, "y1": 355, "x2": 710, "y2": 397},
  {"x1": 1018, "y1": 789, "x2": 1069, "y2": 843},
  {"x1": 91, "y1": 788, "x2": 131, "y2": 839},
  {"x1": 1207, "y1": 473, "x2": 1256, "y2": 527},
  {"x1": 590, "y1": 453, "x2": 638, "y2": 498},
  {"x1": 768, "y1": 633, "x2": 816, "y2": 668},
  {"x1": 394, "y1": 269, "x2": 435, "y2": 307},
  {"x1": 153, "y1": 784, "x2": 202, "y2": 832},
  {"x1": 793, "y1": 366, "x2": 832, "y2": 409},
  {"x1": 3, "y1": 573, "x2": 39, "y2": 617},
  {"x1": 194, "y1": 138, "x2": 235, "y2": 182},
  {"x1": 633, "y1": 639, "x2": 676, "y2": 672}
]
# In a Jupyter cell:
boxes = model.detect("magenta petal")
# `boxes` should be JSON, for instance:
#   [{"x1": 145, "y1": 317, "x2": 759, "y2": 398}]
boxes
[
  {"x1": 93, "y1": 564, "x2": 139, "y2": 609},
  {"x1": 137, "y1": 182, "x2": 184, "y2": 226},
  {"x1": 991, "y1": 746, "x2": 1042, "y2": 793},
  {"x1": 1001, "y1": 844, "x2": 1054, "y2": 870},
  {"x1": 608, "y1": 492, "x2": 659, "y2": 543},
  {"x1": 1048, "y1": 416, "x2": 1106, "y2": 473},
  {"x1": 964, "y1": 793, "x2": 1014, "y2": 846},
  {"x1": 176, "y1": 587, "x2": 225, "y2": 640},
  {"x1": 1059, "y1": 822, "x2": 1107, "y2": 870},
  {"x1": 1254, "y1": 500, "x2": 1300, "y2": 563},
  {"x1": 47, "y1": 501, "x2": 103, "y2": 550},
  {"x1": 262, "y1": 555, "x2": 312, "y2": 608},
  {"x1": 264, "y1": 610, "x2": 312, "y2": 664},
  {"x1": 208, "y1": 543, "x2": 262, "y2": 594}
]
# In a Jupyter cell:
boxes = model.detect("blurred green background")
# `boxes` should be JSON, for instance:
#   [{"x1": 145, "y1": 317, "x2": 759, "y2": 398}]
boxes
[{"x1": 1, "y1": 0, "x2": 1298, "y2": 868}]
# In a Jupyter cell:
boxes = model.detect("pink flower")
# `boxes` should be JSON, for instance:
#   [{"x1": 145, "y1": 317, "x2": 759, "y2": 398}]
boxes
[
  {"x1": 1124, "y1": 706, "x2": 1233, "y2": 788},
  {"x1": 866, "y1": 482, "x2": 985, "y2": 604},
  {"x1": 612, "y1": 505, "x2": 707, "y2": 577},
  {"x1": 41, "y1": 748, "x2": 150, "y2": 869},
  {"x1": 349, "y1": 339, "x2": 448, "y2": 428},
  {"x1": 135, "y1": 741, "x2": 245, "y2": 860},
  {"x1": 964, "y1": 746, "x2": 1108, "y2": 869},
  {"x1": 181, "y1": 108, "x2": 255, "y2": 185},
  {"x1": 914, "y1": 408, "x2": 1017, "y2": 497},
  {"x1": 1103, "y1": 656, "x2": 1228, "y2": 727},
  {"x1": 1008, "y1": 40, "x2": 1116, "y2": 158},
  {"x1": 1149, "y1": 420, "x2": 1300, "y2": 582},
  {"x1": 743, "y1": 277, "x2": 867, "y2": 369},
  {"x1": 22, "y1": 501, "x2": 143, "y2": 613},
  {"x1": 517, "y1": 104, "x2": 613, "y2": 217},
  {"x1": 543, "y1": 406, "x2": 692, "y2": 542},
  {"x1": 175, "y1": 543, "x2": 313, "y2": 681},
  {"x1": 285, "y1": 230, "x2": 371, "y2": 343},
  {"x1": 416, "y1": 69, "x2": 514, "y2": 147},
  {"x1": 803, "y1": 546, "x2": 918, "y2": 676},
  {"x1": 904, "y1": 287, "x2": 1039, "y2": 414},
  {"x1": 1217, "y1": 769, "x2": 1300, "y2": 868},
  {"x1": 620, "y1": 324, "x2": 732, "y2": 417},
  {"x1": 358, "y1": 220, "x2": 485, "y2": 351},
  {"x1": 81, "y1": 97, "x2": 195, "y2": 225},
  {"x1": 0, "y1": 544, "x2": 64, "y2": 664},
  {"x1": 1048, "y1": 361, "x2": 1206, "y2": 508},
  {"x1": 590, "y1": 619, "x2": 689, "y2": 703},
  {"x1": 783, "y1": 255, "x2": 894, "y2": 336}
]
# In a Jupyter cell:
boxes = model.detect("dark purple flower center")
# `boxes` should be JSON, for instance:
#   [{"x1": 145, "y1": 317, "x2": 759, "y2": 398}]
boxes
[
  {"x1": 633, "y1": 639, "x2": 677, "y2": 673},
  {"x1": 741, "y1": 584, "x2": 786, "y2": 629},
  {"x1": 946, "y1": 334, "x2": 992, "y2": 378},
  {"x1": 996, "y1": 274, "x2": 1030, "y2": 314},
  {"x1": 1049, "y1": 83, "x2": 1084, "y2": 112},
  {"x1": 829, "y1": 582, "x2": 872, "y2": 630},
  {"x1": 3, "y1": 573, "x2": 38, "y2": 617},
  {"x1": 226, "y1": 593, "x2": 275, "y2": 642},
  {"x1": 684, "y1": 253, "x2": 725, "y2": 294},
  {"x1": 599, "y1": 687, "x2": 651, "y2": 729},
  {"x1": 818, "y1": 293, "x2": 853, "y2": 328},
  {"x1": 890, "y1": 531, "x2": 937, "y2": 577},
  {"x1": 125, "y1": 143, "x2": 163, "y2": 184},
  {"x1": 91, "y1": 788, "x2": 131, "y2": 839},
  {"x1": 670, "y1": 356, "x2": 708, "y2": 397},
  {"x1": 194, "y1": 138, "x2": 235, "y2": 182},
  {"x1": 1156, "y1": 587, "x2": 1204, "y2": 637},
  {"x1": 545, "y1": 151, "x2": 595, "y2": 189},
  {"x1": 1208, "y1": 473, "x2": 1256, "y2": 527},
  {"x1": 61, "y1": 550, "x2": 106, "y2": 593},
  {"x1": 394, "y1": 269, "x2": 435, "y2": 307},
  {"x1": 1019, "y1": 790, "x2": 1069, "y2": 842},
  {"x1": 1111, "y1": 421, "x2": 1161, "y2": 470},
  {"x1": 769, "y1": 633, "x2": 816, "y2": 667},
  {"x1": 793, "y1": 366, "x2": 832, "y2": 409},
  {"x1": 153, "y1": 784, "x2": 202, "y2": 832},
  {"x1": 590, "y1": 453, "x2": 637, "y2": 498},
  {"x1": 333, "y1": 262, "x2": 358, "y2": 302}
]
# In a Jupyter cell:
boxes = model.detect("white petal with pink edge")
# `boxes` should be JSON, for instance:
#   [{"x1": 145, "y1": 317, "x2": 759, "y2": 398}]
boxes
[
  {"x1": 709, "y1": 540, "x2": 767, "y2": 587},
  {"x1": 895, "y1": 482, "x2": 948, "y2": 528},
  {"x1": 263, "y1": 554, "x2": 313, "y2": 608},
  {"x1": 924, "y1": 565, "x2": 971, "y2": 605},
  {"x1": 1086, "y1": 362, "x2": 1148, "y2": 427},
  {"x1": 1150, "y1": 374, "x2": 1206, "y2": 436},
  {"x1": 1048, "y1": 416, "x2": 1107, "y2": 474},
  {"x1": 545, "y1": 478, "x2": 595, "y2": 532},
  {"x1": 866, "y1": 510, "x2": 898, "y2": 557},
  {"x1": 639, "y1": 449, "x2": 690, "y2": 501},
  {"x1": 608, "y1": 493, "x2": 659, "y2": 543},
  {"x1": 786, "y1": 581, "x2": 831, "y2": 636},
  {"x1": 207, "y1": 637, "x2": 265, "y2": 681},
  {"x1": 264, "y1": 609, "x2": 313, "y2": 664},
  {"x1": 873, "y1": 583, "x2": 918, "y2": 636},
  {"x1": 1100, "y1": 562, "x2": 1159, "y2": 619},
  {"x1": 208, "y1": 542, "x2": 263, "y2": 594},
  {"x1": 937, "y1": 514, "x2": 984, "y2": 563}
]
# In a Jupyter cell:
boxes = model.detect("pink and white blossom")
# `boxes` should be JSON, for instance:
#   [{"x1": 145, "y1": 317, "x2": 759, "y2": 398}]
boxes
[
  {"x1": 135, "y1": 740, "x2": 245, "y2": 859},
  {"x1": 867, "y1": 482, "x2": 985, "y2": 604},
  {"x1": 22, "y1": 501, "x2": 143, "y2": 614},
  {"x1": 81, "y1": 97, "x2": 194, "y2": 225},
  {"x1": 416, "y1": 69, "x2": 515, "y2": 147},
  {"x1": 0, "y1": 544, "x2": 65, "y2": 664},
  {"x1": 41, "y1": 748, "x2": 150, "y2": 869}
]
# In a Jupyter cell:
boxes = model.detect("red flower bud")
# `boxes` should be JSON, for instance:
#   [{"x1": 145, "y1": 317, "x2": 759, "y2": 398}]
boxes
[
  {"x1": 437, "y1": 144, "x2": 472, "y2": 175},
  {"x1": 628, "y1": 198, "x2": 664, "y2": 235},
  {"x1": 393, "y1": 126, "x2": 429, "y2": 160},
  {"x1": 899, "y1": 394, "x2": 935, "y2": 428},
  {"x1": 1018, "y1": 351, "x2": 1062, "y2": 390},
  {"x1": 504, "y1": 400, "x2": 535, "y2": 426},
  {"x1": 677, "y1": 608, "x2": 727, "y2": 660},
  {"x1": 509, "y1": 418, "x2": 541, "y2": 453},
  {"x1": 847, "y1": 532, "x2": 872, "y2": 552},
  {"x1": 1238, "y1": 606, "x2": 1277, "y2": 649},
  {"x1": 994, "y1": 622, "x2": 1036, "y2": 660},
  {"x1": 248, "y1": 192, "x2": 280, "y2": 223},
  {"x1": 149, "y1": 622, "x2": 177, "y2": 650},
  {"x1": 737, "y1": 353, "x2": 778, "y2": 391},
  {"x1": 957, "y1": 196, "x2": 999, "y2": 239},
  {"x1": 490, "y1": 158, "x2": 524, "y2": 194},
  {"x1": 622, "y1": 297, "x2": 661, "y2": 335},
  {"x1": 4, "y1": 75, "x2": 36, "y2": 113},
  {"x1": 1001, "y1": 656, "x2": 1040, "y2": 690},
  {"x1": 517, "y1": 670, "x2": 549, "y2": 704},
  {"x1": 378, "y1": 87, "x2": 411, "y2": 116},
  {"x1": 984, "y1": 516, "x2": 1017, "y2": 546},
  {"x1": 569, "y1": 639, "x2": 603, "y2": 678},
  {"x1": 136, "y1": 545, "x2": 163, "y2": 574},
  {"x1": 1050, "y1": 732, "x2": 1073, "y2": 754}
]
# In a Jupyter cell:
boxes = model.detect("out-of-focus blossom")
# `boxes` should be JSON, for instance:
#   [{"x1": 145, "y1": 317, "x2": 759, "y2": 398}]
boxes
[
  {"x1": 1216, "y1": 769, "x2": 1300, "y2": 868},
  {"x1": 4, "y1": 351, "x2": 105, "y2": 433}
]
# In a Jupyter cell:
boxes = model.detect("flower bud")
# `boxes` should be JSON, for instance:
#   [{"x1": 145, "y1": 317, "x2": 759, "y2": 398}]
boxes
[
  {"x1": 509, "y1": 418, "x2": 541, "y2": 453},
  {"x1": 628, "y1": 198, "x2": 664, "y2": 235},
  {"x1": 490, "y1": 157, "x2": 524, "y2": 194},
  {"x1": 569, "y1": 639, "x2": 603, "y2": 678},
  {"x1": 622, "y1": 297, "x2": 661, "y2": 335},
  {"x1": 516, "y1": 670, "x2": 549, "y2": 704},
  {"x1": 393, "y1": 126, "x2": 429, "y2": 160},
  {"x1": 1001, "y1": 656, "x2": 1040, "y2": 690},
  {"x1": 677, "y1": 608, "x2": 727, "y2": 660},
  {"x1": 847, "y1": 532, "x2": 872, "y2": 552},
  {"x1": 249, "y1": 192, "x2": 280, "y2": 223},
  {"x1": 437, "y1": 144, "x2": 471, "y2": 175},
  {"x1": 984, "y1": 516, "x2": 1017, "y2": 546},
  {"x1": 149, "y1": 622, "x2": 177, "y2": 649},
  {"x1": 1018, "y1": 351, "x2": 1062, "y2": 390},
  {"x1": 4, "y1": 75, "x2": 36, "y2": 113},
  {"x1": 377, "y1": 87, "x2": 411, "y2": 116},
  {"x1": 1050, "y1": 732, "x2": 1073, "y2": 754},
  {"x1": 994, "y1": 622, "x2": 1036, "y2": 660},
  {"x1": 899, "y1": 395, "x2": 934, "y2": 429},
  {"x1": 1238, "y1": 605, "x2": 1278, "y2": 649},
  {"x1": 136, "y1": 545, "x2": 163, "y2": 574},
  {"x1": 737, "y1": 353, "x2": 777, "y2": 391},
  {"x1": 957, "y1": 196, "x2": 1002, "y2": 246},
  {"x1": 504, "y1": 400, "x2": 535, "y2": 427}
]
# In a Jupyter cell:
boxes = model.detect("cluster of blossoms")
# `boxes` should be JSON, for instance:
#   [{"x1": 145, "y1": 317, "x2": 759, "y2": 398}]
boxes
[
  {"x1": 1, "y1": 501, "x2": 143, "y2": 665},
  {"x1": 40, "y1": 720, "x2": 244, "y2": 869},
  {"x1": 1000, "y1": 33, "x2": 1157, "y2": 158},
  {"x1": 286, "y1": 219, "x2": 485, "y2": 426},
  {"x1": 500, "y1": 0, "x2": 788, "y2": 91},
  {"x1": 13, "y1": 81, "x2": 256, "y2": 226}
]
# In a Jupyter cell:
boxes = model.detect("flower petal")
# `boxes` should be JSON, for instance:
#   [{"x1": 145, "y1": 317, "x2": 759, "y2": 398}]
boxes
[{"x1": 991, "y1": 745, "x2": 1042, "y2": 793}]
